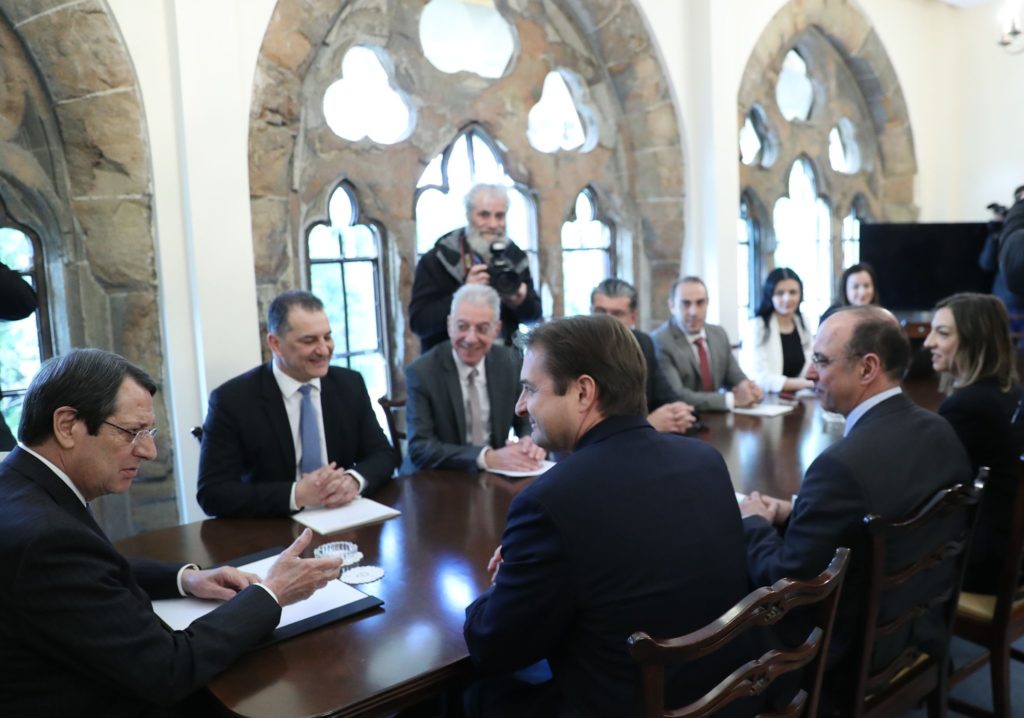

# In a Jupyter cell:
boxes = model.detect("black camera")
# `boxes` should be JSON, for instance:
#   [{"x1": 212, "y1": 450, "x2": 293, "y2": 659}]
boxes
[{"x1": 488, "y1": 242, "x2": 523, "y2": 296}]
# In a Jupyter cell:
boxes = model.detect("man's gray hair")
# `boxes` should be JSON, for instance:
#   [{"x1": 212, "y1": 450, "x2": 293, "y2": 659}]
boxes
[
  {"x1": 464, "y1": 183, "x2": 510, "y2": 217},
  {"x1": 591, "y1": 278, "x2": 638, "y2": 312},
  {"x1": 451, "y1": 283, "x2": 501, "y2": 324}
]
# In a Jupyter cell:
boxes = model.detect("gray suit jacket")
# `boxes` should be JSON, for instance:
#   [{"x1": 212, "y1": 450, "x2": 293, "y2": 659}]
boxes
[
  {"x1": 404, "y1": 341, "x2": 530, "y2": 471},
  {"x1": 651, "y1": 320, "x2": 749, "y2": 412}
]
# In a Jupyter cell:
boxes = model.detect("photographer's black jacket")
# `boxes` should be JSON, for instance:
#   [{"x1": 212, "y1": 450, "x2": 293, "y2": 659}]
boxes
[
  {"x1": 409, "y1": 228, "x2": 542, "y2": 352},
  {"x1": 998, "y1": 199, "x2": 1024, "y2": 296}
]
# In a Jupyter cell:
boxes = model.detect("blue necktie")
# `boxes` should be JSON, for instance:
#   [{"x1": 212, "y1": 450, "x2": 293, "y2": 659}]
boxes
[{"x1": 298, "y1": 384, "x2": 321, "y2": 475}]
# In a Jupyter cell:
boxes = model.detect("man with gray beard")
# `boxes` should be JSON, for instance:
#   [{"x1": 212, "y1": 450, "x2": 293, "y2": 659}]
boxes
[{"x1": 410, "y1": 183, "x2": 542, "y2": 352}]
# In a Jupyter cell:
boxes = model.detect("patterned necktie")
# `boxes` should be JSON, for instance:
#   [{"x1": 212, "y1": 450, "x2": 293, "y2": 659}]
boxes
[
  {"x1": 695, "y1": 337, "x2": 714, "y2": 392},
  {"x1": 298, "y1": 384, "x2": 321, "y2": 475},
  {"x1": 467, "y1": 368, "x2": 484, "y2": 445}
]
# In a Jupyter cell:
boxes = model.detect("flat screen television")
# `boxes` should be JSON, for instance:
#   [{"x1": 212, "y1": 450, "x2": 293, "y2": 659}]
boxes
[{"x1": 858, "y1": 223, "x2": 994, "y2": 312}]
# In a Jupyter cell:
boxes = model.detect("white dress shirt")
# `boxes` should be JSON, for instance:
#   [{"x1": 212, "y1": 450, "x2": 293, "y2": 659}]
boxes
[
  {"x1": 452, "y1": 350, "x2": 494, "y2": 469},
  {"x1": 271, "y1": 362, "x2": 366, "y2": 509}
]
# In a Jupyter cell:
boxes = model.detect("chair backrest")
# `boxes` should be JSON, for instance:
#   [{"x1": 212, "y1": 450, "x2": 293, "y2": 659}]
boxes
[
  {"x1": 991, "y1": 459, "x2": 1024, "y2": 624},
  {"x1": 850, "y1": 475, "x2": 985, "y2": 711},
  {"x1": 377, "y1": 396, "x2": 406, "y2": 463},
  {"x1": 628, "y1": 547, "x2": 850, "y2": 718}
]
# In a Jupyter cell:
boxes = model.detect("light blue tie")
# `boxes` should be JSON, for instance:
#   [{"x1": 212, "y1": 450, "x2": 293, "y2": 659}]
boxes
[{"x1": 298, "y1": 384, "x2": 321, "y2": 475}]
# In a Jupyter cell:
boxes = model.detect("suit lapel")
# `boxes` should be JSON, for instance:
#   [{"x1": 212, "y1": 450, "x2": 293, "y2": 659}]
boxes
[
  {"x1": 320, "y1": 368, "x2": 344, "y2": 461},
  {"x1": 260, "y1": 363, "x2": 297, "y2": 471},
  {"x1": 485, "y1": 349, "x2": 510, "y2": 448},
  {"x1": 671, "y1": 322, "x2": 702, "y2": 379},
  {"x1": 8, "y1": 448, "x2": 108, "y2": 542},
  {"x1": 440, "y1": 349, "x2": 467, "y2": 443}
]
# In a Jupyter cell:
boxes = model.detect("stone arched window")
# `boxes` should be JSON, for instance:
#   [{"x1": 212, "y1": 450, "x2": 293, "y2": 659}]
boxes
[
  {"x1": 561, "y1": 187, "x2": 613, "y2": 318},
  {"x1": 0, "y1": 202, "x2": 50, "y2": 432},
  {"x1": 306, "y1": 181, "x2": 389, "y2": 426},
  {"x1": 738, "y1": 1, "x2": 916, "y2": 323},
  {"x1": 415, "y1": 125, "x2": 536, "y2": 263},
  {"x1": 251, "y1": 0, "x2": 685, "y2": 392}
]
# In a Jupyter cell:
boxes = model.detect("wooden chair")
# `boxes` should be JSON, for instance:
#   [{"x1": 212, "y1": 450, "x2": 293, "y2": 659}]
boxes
[
  {"x1": 948, "y1": 461, "x2": 1024, "y2": 718},
  {"x1": 377, "y1": 395, "x2": 406, "y2": 463},
  {"x1": 844, "y1": 476, "x2": 985, "y2": 718},
  {"x1": 627, "y1": 547, "x2": 850, "y2": 718}
]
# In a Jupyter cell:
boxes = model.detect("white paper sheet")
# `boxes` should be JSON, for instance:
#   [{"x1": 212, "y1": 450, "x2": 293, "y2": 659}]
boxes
[
  {"x1": 291, "y1": 497, "x2": 400, "y2": 535},
  {"x1": 152, "y1": 553, "x2": 369, "y2": 631},
  {"x1": 485, "y1": 460, "x2": 555, "y2": 478},
  {"x1": 735, "y1": 491, "x2": 747, "y2": 504},
  {"x1": 732, "y1": 404, "x2": 795, "y2": 417}
]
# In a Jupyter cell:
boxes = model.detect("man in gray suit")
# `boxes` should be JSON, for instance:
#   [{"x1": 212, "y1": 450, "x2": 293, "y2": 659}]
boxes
[
  {"x1": 652, "y1": 276, "x2": 762, "y2": 411},
  {"x1": 405, "y1": 284, "x2": 546, "y2": 472}
]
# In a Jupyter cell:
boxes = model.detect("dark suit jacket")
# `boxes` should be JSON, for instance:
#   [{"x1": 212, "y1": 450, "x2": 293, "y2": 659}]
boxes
[
  {"x1": 938, "y1": 379, "x2": 1024, "y2": 592},
  {"x1": 464, "y1": 416, "x2": 767, "y2": 718},
  {"x1": 633, "y1": 329, "x2": 680, "y2": 412},
  {"x1": 197, "y1": 363, "x2": 397, "y2": 517},
  {"x1": 0, "y1": 448, "x2": 280, "y2": 717},
  {"x1": 404, "y1": 341, "x2": 530, "y2": 471},
  {"x1": 744, "y1": 393, "x2": 973, "y2": 672},
  {"x1": 651, "y1": 320, "x2": 748, "y2": 412}
]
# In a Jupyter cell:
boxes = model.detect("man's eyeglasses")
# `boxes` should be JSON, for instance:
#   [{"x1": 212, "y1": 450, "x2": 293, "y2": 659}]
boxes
[
  {"x1": 103, "y1": 420, "x2": 159, "y2": 446},
  {"x1": 810, "y1": 352, "x2": 864, "y2": 371}
]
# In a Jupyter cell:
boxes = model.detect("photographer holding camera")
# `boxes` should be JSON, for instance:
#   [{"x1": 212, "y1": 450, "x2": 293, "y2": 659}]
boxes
[
  {"x1": 998, "y1": 184, "x2": 1024, "y2": 297},
  {"x1": 409, "y1": 183, "x2": 541, "y2": 352}
]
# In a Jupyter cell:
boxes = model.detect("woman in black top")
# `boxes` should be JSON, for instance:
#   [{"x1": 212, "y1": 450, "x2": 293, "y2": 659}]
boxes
[{"x1": 924, "y1": 292, "x2": 1024, "y2": 592}]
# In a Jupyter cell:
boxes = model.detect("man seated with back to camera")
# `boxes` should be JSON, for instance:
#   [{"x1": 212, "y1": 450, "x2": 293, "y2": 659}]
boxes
[
  {"x1": 404, "y1": 284, "x2": 545, "y2": 472},
  {"x1": 197, "y1": 290, "x2": 397, "y2": 518},
  {"x1": 409, "y1": 183, "x2": 542, "y2": 352},
  {"x1": 463, "y1": 315, "x2": 773, "y2": 718},
  {"x1": 589, "y1": 278, "x2": 697, "y2": 434},
  {"x1": 0, "y1": 348, "x2": 342, "y2": 718},
  {"x1": 740, "y1": 306, "x2": 973, "y2": 704}
]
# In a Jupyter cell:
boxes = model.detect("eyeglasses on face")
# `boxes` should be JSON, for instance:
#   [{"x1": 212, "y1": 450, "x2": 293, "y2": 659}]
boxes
[
  {"x1": 810, "y1": 352, "x2": 864, "y2": 371},
  {"x1": 102, "y1": 420, "x2": 159, "y2": 446}
]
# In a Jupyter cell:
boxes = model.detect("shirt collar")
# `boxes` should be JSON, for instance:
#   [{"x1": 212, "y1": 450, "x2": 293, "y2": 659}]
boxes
[
  {"x1": 844, "y1": 386, "x2": 902, "y2": 436},
  {"x1": 674, "y1": 319, "x2": 707, "y2": 344},
  {"x1": 451, "y1": 349, "x2": 486, "y2": 383},
  {"x1": 272, "y1": 360, "x2": 322, "y2": 397},
  {"x1": 18, "y1": 442, "x2": 88, "y2": 507}
]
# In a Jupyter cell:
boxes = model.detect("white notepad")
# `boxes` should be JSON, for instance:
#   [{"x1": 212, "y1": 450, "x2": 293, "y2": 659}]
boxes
[
  {"x1": 291, "y1": 497, "x2": 401, "y2": 535},
  {"x1": 486, "y1": 460, "x2": 555, "y2": 478},
  {"x1": 152, "y1": 552, "x2": 371, "y2": 632},
  {"x1": 733, "y1": 403, "x2": 795, "y2": 417}
]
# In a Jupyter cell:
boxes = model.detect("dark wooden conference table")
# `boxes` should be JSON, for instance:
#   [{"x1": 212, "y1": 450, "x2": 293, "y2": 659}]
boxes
[{"x1": 116, "y1": 382, "x2": 943, "y2": 718}]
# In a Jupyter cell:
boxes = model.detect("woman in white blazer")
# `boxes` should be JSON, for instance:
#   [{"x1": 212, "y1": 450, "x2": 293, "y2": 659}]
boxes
[{"x1": 742, "y1": 267, "x2": 814, "y2": 393}]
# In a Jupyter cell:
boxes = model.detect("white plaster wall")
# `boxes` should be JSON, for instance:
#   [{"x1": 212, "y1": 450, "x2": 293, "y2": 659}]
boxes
[{"x1": 106, "y1": 0, "x2": 276, "y2": 522}]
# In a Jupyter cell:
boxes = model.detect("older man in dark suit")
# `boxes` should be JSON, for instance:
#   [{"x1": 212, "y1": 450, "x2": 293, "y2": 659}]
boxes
[
  {"x1": 0, "y1": 349, "x2": 341, "y2": 717},
  {"x1": 404, "y1": 284, "x2": 544, "y2": 472},
  {"x1": 741, "y1": 306, "x2": 973, "y2": 690},
  {"x1": 464, "y1": 316, "x2": 765, "y2": 717},
  {"x1": 198, "y1": 290, "x2": 397, "y2": 518}
]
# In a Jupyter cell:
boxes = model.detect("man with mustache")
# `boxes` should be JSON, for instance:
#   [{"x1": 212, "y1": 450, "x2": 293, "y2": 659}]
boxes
[
  {"x1": 0, "y1": 349, "x2": 342, "y2": 717},
  {"x1": 409, "y1": 183, "x2": 542, "y2": 352},
  {"x1": 198, "y1": 290, "x2": 397, "y2": 517},
  {"x1": 404, "y1": 284, "x2": 544, "y2": 472}
]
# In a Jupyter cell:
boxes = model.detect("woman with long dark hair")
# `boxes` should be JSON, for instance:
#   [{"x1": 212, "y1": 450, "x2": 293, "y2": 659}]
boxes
[
  {"x1": 924, "y1": 292, "x2": 1024, "y2": 592},
  {"x1": 819, "y1": 262, "x2": 880, "y2": 325},
  {"x1": 741, "y1": 267, "x2": 813, "y2": 394}
]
